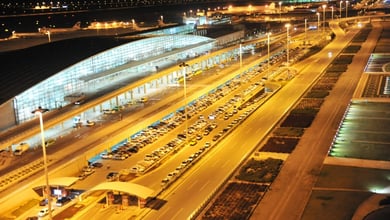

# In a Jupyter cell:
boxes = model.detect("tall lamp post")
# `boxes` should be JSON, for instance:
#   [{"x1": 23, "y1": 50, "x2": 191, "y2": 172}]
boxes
[
  {"x1": 322, "y1": 5, "x2": 326, "y2": 33},
  {"x1": 285, "y1": 23, "x2": 290, "y2": 69},
  {"x1": 239, "y1": 44, "x2": 242, "y2": 69},
  {"x1": 331, "y1": 6, "x2": 334, "y2": 20},
  {"x1": 340, "y1": 1, "x2": 343, "y2": 18},
  {"x1": 304, "y1": 18, "x2": 307, "y2": 45},
  {"x1": 346, "y1": 1, "x2": 349, "y2": 18},
  {"x1": 285, "y1": 23, "x2": 291, "y2": 79},
  {"x1": 32, "y1": 107, "x2": 52, "y2": 219},
  {"x1": 279, "y1": 1, "x2": 282, "y2": 22},
  {"x1": 46, "y1": 30, "x2": 51, "y2": 43},
  {"x1": 179, "y1": 62, "x2": 189, "y2": 145},
  {"x1": 316, "y1": 12, "x2": 320, "y2": 32},
  {"x1": 267, "y1": 32, "x2": 271, "y2": 78}
]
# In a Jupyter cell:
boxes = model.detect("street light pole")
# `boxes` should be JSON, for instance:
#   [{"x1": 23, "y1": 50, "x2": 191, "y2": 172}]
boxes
[
  {"x1": 331, "y1": 6, "x2": 334, "y2": 20},
  {"x1": 239, "y1": 44, "x2": 242, "y2": 69},
  {"x1": 267, "y1": 32, "x2": 271, "y2": 78},
  {"x1": 285, "y1": 23, "x2": 291, "y2": 79},
  {"x1": 179, "y1": 62, "x2": 189, "y2": 145},
  {"x1": 316, "y1": 12, "x2": 320, "y2": 32},
  {"x1": 340, "y1": 1, "x2": 343, "y2": 18},
  {"x1": 285, "y1": 23, "x2": 290, "y2": 71},
  {"x1": 322, "y1": 5, "x2": 326, "y2": 33},
  {"x1": 32, "y1": 108, "x2": 52, "y2": 219},
  {"x1": 46, "y1": 30, "x2": 51, "y2": 43},
  {"x1": 279, "y1": 2, "x2": 282, "y2": 22},
  {"x1": 304, "y1": 18, "x2": 307, "y2": 45},
  {"x1": 346, "y1": 1, "x2": 349, "y2": 18}
]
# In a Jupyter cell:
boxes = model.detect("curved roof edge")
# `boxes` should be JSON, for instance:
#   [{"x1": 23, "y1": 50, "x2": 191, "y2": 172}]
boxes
[
  {"x1": 34, "y1": 177, "x2": 79, "y2": 188},
  {"x1": 88, "y1": 181, "x2": 154, "y2": 199}
]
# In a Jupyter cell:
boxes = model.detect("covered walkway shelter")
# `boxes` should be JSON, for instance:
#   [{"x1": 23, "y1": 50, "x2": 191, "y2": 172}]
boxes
[
  {"x1": 86, "y1": 181, "x2": 154, "y2": 208},
  {"x1": 33, "y1": 177, "x2": 79, "y2": 197}
]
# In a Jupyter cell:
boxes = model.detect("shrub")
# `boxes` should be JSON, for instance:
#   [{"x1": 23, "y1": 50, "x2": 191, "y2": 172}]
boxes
[
  {"x1": 281, "y1": 114, "x2": 316, "y2": 128},
  {"x1": 236, "y1": 158, "x2": 284, "y2": 182},
  {"x1": 202, "y1": 182, "x2": 267, "y2": 219},
  {"x1": 324, "y1": 72, "x2": 343, "y2": 77},
  {"x1": 296, "y1": 98, "x2": 324, "y2": 109},
  {"x1": 273, "y1": 127, "x2": 305, "y2": 137},
  {"x1": 305, "y1": 90, "x2": 329, "y2": 98},
  {"x1": 327, "y1": 64, "x2": 348, "y2": 72},
  {"x1": 343, "y1": 45, "x2": 361, "y2": 53},
  {"x1": 290, "y1": 108, "x2": 319, "y2": 115},
  {"x1": 332, "y1": 55, "x2": 354, "y2": 64},
  {"x1": 260, "y1": 137, "x2": 300, "y2": 153}
]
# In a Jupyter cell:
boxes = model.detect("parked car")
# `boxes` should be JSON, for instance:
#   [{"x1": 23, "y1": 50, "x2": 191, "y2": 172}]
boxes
[
  {"x1": 161, "y1": 177, "x2": 169, "y2": 186},
  {"x1": 91, "y1": 162, "x2": 103, "y2": 168},
  {"x1": 56, "y1": 197, "x2": 71, "y2": 207},
  {"x1": 86, "y1": 120, "x2": 96, "y2": 127},
  {"x1": 189, "y1": 139, "x2": 197, "y2": 146},
  {"x1": 106, "y1": 172, "x2": 119, "y2": 181},
  {"x1": 39, "y1": 198, "x2": 53, "y2": 206},
  {"x1": 139, "y1": 96, "x2": 149, "y2": 103},
  {"x1": 74, "y1": 99, "x2": 85, "y2": 105},
  {"x1": 38, "y1": 207, "x2": 54, "y2": 217},
  {"x1": 212, "y1": 134, "x2": 221, "y2": 141},
  {"x1": 100, "y1": 153, "x2": 112, "y2": 159},
  {"x1": 112, "y1": 154, "x2": 126, "y2": 160}
]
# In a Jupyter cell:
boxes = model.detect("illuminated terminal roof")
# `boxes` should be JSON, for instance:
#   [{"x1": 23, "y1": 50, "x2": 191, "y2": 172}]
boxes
[
  {"x1": 0, "y1": 36, "x2": 130, "y2": 105},
  {"x1": 0, "y1": 24, "x2": 215, "y2": 124}
]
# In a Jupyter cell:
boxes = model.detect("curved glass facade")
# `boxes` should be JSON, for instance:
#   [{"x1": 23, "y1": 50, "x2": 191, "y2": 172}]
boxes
[{"x1": 14, "y1": 25, "x2": 215, "y2": 123}]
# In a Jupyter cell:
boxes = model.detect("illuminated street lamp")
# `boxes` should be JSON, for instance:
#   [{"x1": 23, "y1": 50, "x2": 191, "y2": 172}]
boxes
[
  {"x1": 31, "y1": 107, "x2": 52, "y2": 219},
  {"x1": 267, "y1": 32, "x2": 271, "y2": 78},
  {"x1": 340, "y1": 1, "x2": 343, "y2": 18},
  {"x1": 316, "y1": 12, "x2": 320, "y2": 32},
  {"x1": 346, "y1": 1, "x2": 349, "y2": 18},
  {"x1": 322, "y1": 5, "x2": 326, "y2": 33},
  {"x1": 285, "y1": 23, "x2": 291, "y2": 79},
  {"x1": 279, "y1": 1, "x2": 282, "y2": 22},
  {"x1": 331, "y1": 6, "x2": 334, "y2": 20},
  {"x1": 46, "y1": 30, "x2": 51, "y2": 43},
  {"x1": 285, "y1": 23, "x2": 290, "y2": 67},
  {"x1": 304, "y1": 18, "x2": 307, "y2": 45},
  {"x1": 179, "y1": 62, "x2": 189, "y2": 145},
  {"x1": 248, "y1": 4, "x2": 252, "y2": 15},
  {"x1": 239, "y1": 44, "x2": 243, "y2": 69}
]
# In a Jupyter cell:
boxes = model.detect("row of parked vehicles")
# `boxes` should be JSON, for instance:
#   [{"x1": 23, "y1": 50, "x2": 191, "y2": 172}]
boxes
[
  {"x1": 37, "y1": 196, "x2": 72, "y2": 217},
  {"x1": 157, "y1": 52, "x2": 290, "y2": 187},
  {"x1": 91, "y1": 44, "x2": 293, "y2": 179},
  {"x1": 161, "y1": 141, "x2": 212, "y2": 187}
]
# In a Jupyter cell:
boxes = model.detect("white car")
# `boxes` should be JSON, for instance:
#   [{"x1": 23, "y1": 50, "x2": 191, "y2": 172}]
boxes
[{"x1": 38, "y1": 207, "x2": 54, "y2": 217}]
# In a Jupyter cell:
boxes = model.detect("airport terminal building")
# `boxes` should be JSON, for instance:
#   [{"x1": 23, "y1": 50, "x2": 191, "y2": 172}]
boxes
[{"x1": 0, "y1": 24, "x2": 244, "y2": 132}]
